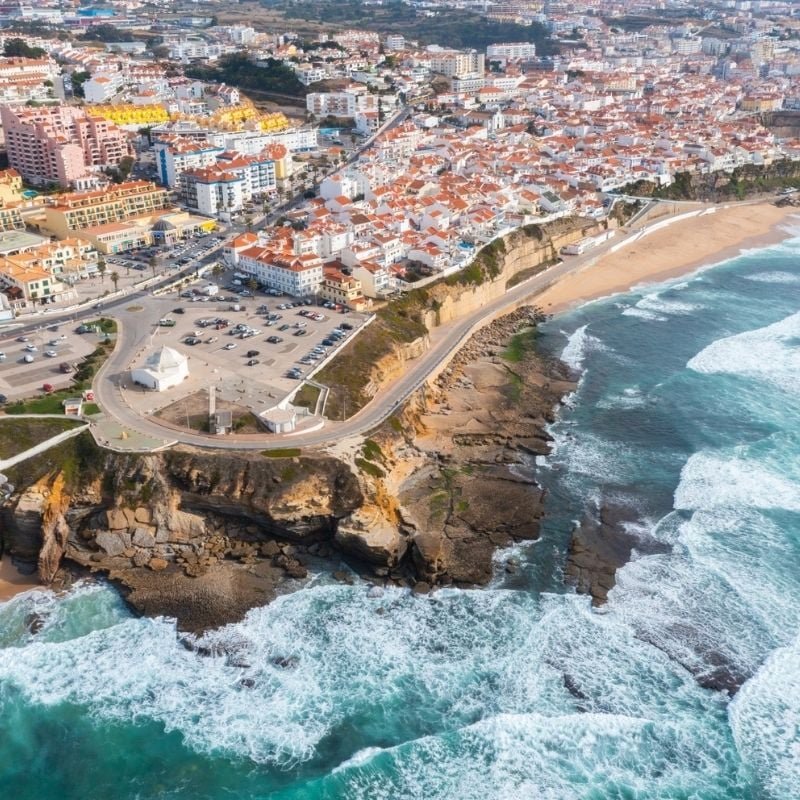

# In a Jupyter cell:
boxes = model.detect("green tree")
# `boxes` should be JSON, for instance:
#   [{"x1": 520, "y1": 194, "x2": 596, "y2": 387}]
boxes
[
  {"x1": 247, "y1": 277, "x2": 258, "y2": 293},
  {"x1": 117, "y1": 155, "x2": 135, "y2": 181},
  {"x1": 110, "y1": 271, "x2": 120, "y2": 292},
  {"x1": 97, "y1": 258, "x2": 106, "y2": 282},
  {"x1": 71, "y1": 70, "x2": 90, "y2": 98},
  {"x1": 3, "y1": 38, "x2": 45, "y2": 58},
  {"x1": 148, "y1": 256, "x2": 157, "y2": 277},
  {"x1": 212, "y1": 263, "x2": 224, "y2": 280},
  {"x1": 80, "y1": 24, "x2": 133, "y2": 43}
]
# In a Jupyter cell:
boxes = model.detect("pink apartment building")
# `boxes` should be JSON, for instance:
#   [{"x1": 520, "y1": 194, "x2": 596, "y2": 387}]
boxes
[{"x1": 0, "y1": 105, "x2": 133, "y2": 188}]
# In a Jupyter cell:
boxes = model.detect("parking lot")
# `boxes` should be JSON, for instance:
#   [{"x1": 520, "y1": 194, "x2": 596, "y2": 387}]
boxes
[
  {"x1": 104, "y1": 231, "x2": 223, "y2": 275},
  {"x1": 122, "y1": 284, "x2": 370, "y2": 419},
  {"x1": 0, "y1": 323, "x2": 101, "y2": 404},
  {"x1": 165, "y1": 294, "x2": 366, "y2": 387}
]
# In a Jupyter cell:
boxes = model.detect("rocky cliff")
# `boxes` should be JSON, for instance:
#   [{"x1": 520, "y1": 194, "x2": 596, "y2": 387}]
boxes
[
  {"x1": 1, "y1": 309, "x2": 574, "y2": 631},
  {"x1": 2, "y1": 449, "x2": 364, "y2": 630},
  {"x1": 317, "y1": 216, "x2": 598, "y2": 419},
  {"x1": 336, "y1": 306, "x2": 576, "y2": 588}
]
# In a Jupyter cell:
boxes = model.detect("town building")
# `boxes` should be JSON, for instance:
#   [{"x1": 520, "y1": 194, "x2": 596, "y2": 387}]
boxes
[
  {"x1": 43, "y1": 181, "x2": 173, "y2": 239},
  {"x1": 131, "y1": 346, "x2": 189, "y2": 392},
  {"x1": 0, "y1": 105, "x2": 132, "y2": 188},
  {"x1": 486, "y1": 42, "x2": 537, "y2": 61},
  {"x1": 238, "y1": 246, "x2": 324, "y2": 296}
]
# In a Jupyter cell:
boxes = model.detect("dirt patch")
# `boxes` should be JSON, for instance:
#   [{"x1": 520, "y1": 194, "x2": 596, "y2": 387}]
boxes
[{"x1": 154, "y1": 390, "x2": 263, "y2": 434}]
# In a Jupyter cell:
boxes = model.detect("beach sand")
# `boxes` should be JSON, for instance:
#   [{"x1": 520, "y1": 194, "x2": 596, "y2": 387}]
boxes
[
  {"x1": 0, "y1": 556, "x2": 40, "y2": 602},
  {"x1": 535, "y1": 202, "x2": 799, "y2": 314}
]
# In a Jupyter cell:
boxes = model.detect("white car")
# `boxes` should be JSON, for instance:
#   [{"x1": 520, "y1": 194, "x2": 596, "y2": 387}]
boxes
[
  {"x1": 23, "y1": 354, "x2": 34, "y2": 363},
  {"x1": 223, "y1": 342, "x2": 237, "y2": 350},
  {"x1": 44, "y1": 350, "x2": 58, "y2": 358},
  {"x1": 0, "y1": 351, "x2": 6, "y2": 361},
  {"x1": 24, "y1": 343, "x2": 37, "y2": 352}
]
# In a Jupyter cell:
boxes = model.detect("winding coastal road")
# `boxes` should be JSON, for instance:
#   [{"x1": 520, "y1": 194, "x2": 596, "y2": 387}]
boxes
[{"x1": 90, "y1": 210, "x2": 669, "y2": 451}]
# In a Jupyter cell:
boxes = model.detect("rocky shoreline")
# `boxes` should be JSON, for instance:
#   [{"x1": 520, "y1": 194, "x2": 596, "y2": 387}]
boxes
[{"x1": 2, "y1": 306, "x2": 584, "y2": 631}]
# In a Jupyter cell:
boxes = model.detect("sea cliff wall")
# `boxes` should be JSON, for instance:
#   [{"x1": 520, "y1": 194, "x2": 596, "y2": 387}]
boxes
[
  {"x1": 316, "y1": 216, "x2": 599, "y2": 418},
  {"x1": 2, "y1": 309, "x2": 572, "y2": 631}
]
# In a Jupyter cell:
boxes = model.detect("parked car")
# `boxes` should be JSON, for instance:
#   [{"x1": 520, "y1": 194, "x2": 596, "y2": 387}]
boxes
[
  {"x1": 246, "y1": 349, "x2": 260, "y2": 358},
  {"x1": 224, "y1": 342, "x2": 237, "y2": 350},
  {"x1": 247, "y1": 358, "x2": 259, "y2": 366},
  {"x1": 172, "y1": 307, "x2": 186, "y2": 314},
  {"x1": 44, "y1": 350, "x2": 58, "y2": 358},
  {"x1": 59, "y1": 362, "x2": 74, "y2": 373}
]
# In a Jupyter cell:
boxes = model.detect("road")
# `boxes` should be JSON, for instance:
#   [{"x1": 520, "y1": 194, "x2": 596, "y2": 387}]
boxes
[{"x1": 89, "y1": 214, "x2": 661, "y2": 451}]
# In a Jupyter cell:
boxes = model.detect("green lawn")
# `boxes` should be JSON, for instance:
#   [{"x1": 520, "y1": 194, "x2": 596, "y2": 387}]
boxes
[
  {"x1": 261, "y1": 447, "x2": 302, "y2": 458},
  {"x1": 0, "y1": 417, "x2": 84, "y2": 460}
]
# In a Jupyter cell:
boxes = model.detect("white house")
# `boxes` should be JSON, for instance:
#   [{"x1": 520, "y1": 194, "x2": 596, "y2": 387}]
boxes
[{"x1": 131, "y1": 346, "x2": 189, "y2": 391}]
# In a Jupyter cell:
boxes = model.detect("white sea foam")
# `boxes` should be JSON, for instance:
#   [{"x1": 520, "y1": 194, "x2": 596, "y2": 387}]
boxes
[
  {"x1": 687, "y1": 310, "x2": 800, "y2": 395},
  {"x1": 596, "y1": 386, "x2": 648, "y2": 409},
  {"x1": 560, "y1": 324, "x2": 589, "y2": 370},
  {"x1": 634, "y1": 292, "x2": 704, "y2": 317},
  {"x1": 681, "y1": 507, "x2": 800, "y2": 643},
  {"x1": 743, "y1": 270, "x2": 800, "y2": 285},
  {"x1": 674, "y1": 450, "x2": 800, "y2": 513},
  {"x1": 730, "y1": 633, "x2": 800, "y2": 800},
  {"x1": 621, "y1": 307, "x2": 667, "y2": 322}
]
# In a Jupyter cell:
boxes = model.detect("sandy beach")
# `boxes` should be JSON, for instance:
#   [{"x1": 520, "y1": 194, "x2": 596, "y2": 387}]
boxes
[
  {"x1": 0, "y1": 556, "x2": 40, "y2": 602},
  {"x1": 535, "y1": 202, "x2": 799, "y2": 314}
]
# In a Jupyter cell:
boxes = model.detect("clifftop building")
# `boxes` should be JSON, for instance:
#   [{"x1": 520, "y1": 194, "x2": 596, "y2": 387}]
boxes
[{"x1": 0, "y1": 105, "x2": 132, "y2": 189}]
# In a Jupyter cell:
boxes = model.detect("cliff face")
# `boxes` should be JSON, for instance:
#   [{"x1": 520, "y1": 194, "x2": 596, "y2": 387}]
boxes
[
  {"x1": 2, "y1": 307, "x2": 573, "y2": 630},
  {"x1": 321, "y1": 218, "x2": 598, "y2": 416},
  {"x1": 421, "y1": 220, "x2": 597, "y2": 329},
  {"x1": 337, "y1": 307, "x2": 576, "y2": 588},
  {"x1": 3, "y1": 449, "x2": 364, "y2": 630}
]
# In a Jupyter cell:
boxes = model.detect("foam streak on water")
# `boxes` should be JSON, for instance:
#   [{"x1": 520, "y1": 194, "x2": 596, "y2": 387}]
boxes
[{"x1": 1, "y1": 241, "x2": 799, "y2": 799}]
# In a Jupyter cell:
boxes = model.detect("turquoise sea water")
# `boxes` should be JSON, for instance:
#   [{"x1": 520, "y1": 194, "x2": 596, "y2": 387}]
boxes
[{"x1": 2, "y1": 233, "x2": 800, "y2": 798}]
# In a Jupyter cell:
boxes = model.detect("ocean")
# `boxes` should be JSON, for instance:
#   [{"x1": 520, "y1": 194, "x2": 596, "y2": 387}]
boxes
[{"x1": 1, "y1": 234, "x2": 799, "y2": 799}]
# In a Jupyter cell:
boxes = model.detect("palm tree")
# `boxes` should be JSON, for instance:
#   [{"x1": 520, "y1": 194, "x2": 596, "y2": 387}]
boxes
[
  {"x1": 247, "y1": 277, "x2": 258, "y2": 293},
  {"x1": 110, "y1": 271, "x2": 119, "y2": 292},
  {"x1": 148, "y1": 256, "x2": 157, "y2": 277},
  {"x1": 211, "y1": 263, "x2": 224, "y2": 280},
  {"x1": 97, "y1": 258, "x2": 106, "y2": 282},
  {"x1": 244, "y1": 215, "x2": 253, "y2": 232}
]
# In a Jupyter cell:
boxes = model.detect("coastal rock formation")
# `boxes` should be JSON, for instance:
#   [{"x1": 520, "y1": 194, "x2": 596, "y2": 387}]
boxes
[
  {"x1": 338, "y1": 307, "x2": 576, "y2": 586},
  {"x1": 1, "y1": 308, "x2": 573, "y2": 630}
]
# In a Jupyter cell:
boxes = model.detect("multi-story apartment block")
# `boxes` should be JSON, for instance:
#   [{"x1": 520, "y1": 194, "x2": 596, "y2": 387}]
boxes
[
  {"x1": 83, "y1": 72, "x2": 125, "y2": 104},
  {"x1": 428, "y1": 50, "x2": 485, "y2": 78},
  {"x1": 238, "y1": 246, "x2": 324, "y2": 296},
  {"x1": 43, "y1": 181, "x2": 172, "y2": 239},
  {"x1": 154, "y1": 137, "x2": 225, "y2": 187},
  {"x1": 306, "y1": 87, "x2": 378, "y2": 118},
  {"x1": 206, "y1": 127, "x2": 318, "y2": 157},
  {"x1": 0, "y1": 105, "x2": 132, "y2": 188},
  {"x1": 384, "y1": 35, "x2": 406, "y2": 51},
  {"x1": 0, "y1": 56, "x2": 59, "y2": 103},
  {"x1": 180, "y1": 152, "x2": 277, "y2": 220},
  {"x1": 486, "y1": 42, "x2": 537, "y2": 61}
]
